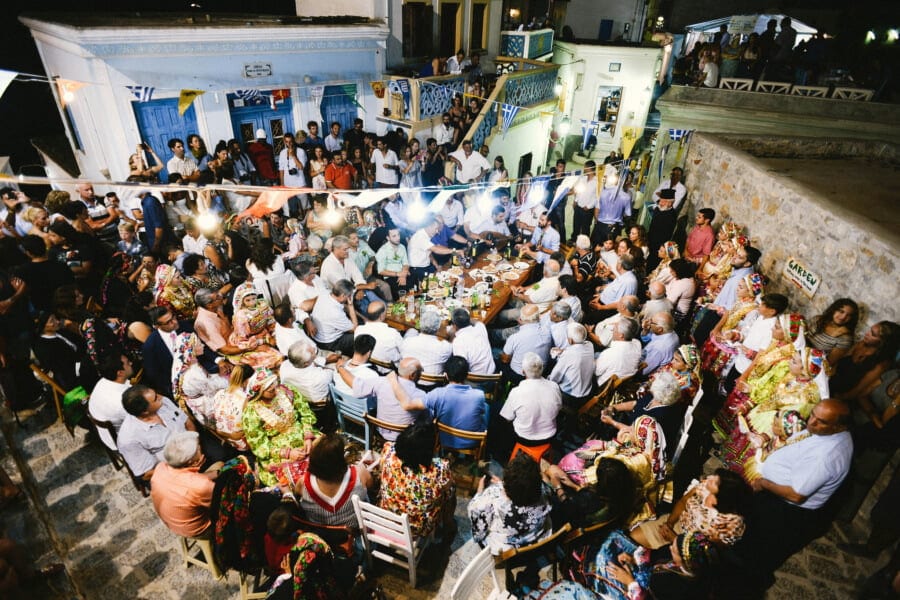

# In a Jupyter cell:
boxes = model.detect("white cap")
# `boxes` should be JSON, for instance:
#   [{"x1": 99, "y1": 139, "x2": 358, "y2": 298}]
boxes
[{"x1": 255, "y1": 128, "x2": 266, "y2": 140}]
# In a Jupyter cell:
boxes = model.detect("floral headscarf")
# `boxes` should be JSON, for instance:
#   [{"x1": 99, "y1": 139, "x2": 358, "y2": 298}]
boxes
[
  {"x1": 778, "y1": 313, "x2": 807, "y2": 348},
  {"x1": 246, "y1": 367, "x2": 279, "y2": 399},
  {"x1": 154, "y1": 264, "x2": 180, "y2": 299},
  {"x1": 742, "y1": 272, "x2": 765, "y2": 300},
  {"x1": 628, "y1": 415, "x2": 667, "y2": 482},
  {"x1": 798, "y1": 347, "x2": 826, "y2": 379},
  {"x1": 232, "y1": 282, "x2": 261, "y2": 312},
  {"x1": 661, "y1": 241, "x2": 680, "y2": 261},
  {"x1": 730, "y1": 235, "x2": 749, "y2": 251},
  {"x1": 677, "y1": 531, "x2": 718, "y2": 576},
  {"x1": 677, "y1": 344, "x2": 701, "y2": 380},
  {"x1": 720, "y1": 222, "x2": 742, "y2": 239}
]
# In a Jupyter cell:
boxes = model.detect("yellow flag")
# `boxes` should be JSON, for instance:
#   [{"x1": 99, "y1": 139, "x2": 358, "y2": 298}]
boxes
[
  {"x1": 620, "y1": 126, "x2": 642, "y2": 159},
  {"x1": 56, "y1": 79, "x2": 86, "y2": 105},
  {"x1": 178, "y1": 89, "x2": 205, "y2": 116}
]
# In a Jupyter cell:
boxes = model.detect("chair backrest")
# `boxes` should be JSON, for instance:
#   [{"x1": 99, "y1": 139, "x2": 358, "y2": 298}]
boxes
[
  {"x1": 451, "y1": 545, "x2": 508, "y2": 600},
  {"x1": 790, "y1": 85, "x2": 829, "y2": 98},
  {"x1": 466, "y1": 372, "x2": 502, "y2": 403},
  {"x1": 417, "y1": 372, "x2": 446, "y2": 390},
  {"x1": 672, "y1": 411, "x2": 694, "y2": 467},
  {"x1": 434, "y1": 420, "x2": 487, "y2": 453},
  {"x1": 577, "y1": 374, "x2": 619, "y2": 415},
  {"x1": 364, "y1": 413, "x2": 410, "y2": 437},
  {"x1": 368, "y1": 357, "x2": 395, "y2": 374},
  {"x1": 29, "y1": 363, "x2": 73, "y2": 434},
  {"x1": 329, "y1": 384, "x2": 370, "y2": 449},
  {"x1": 496, "y1": 523, "x2": 572, "y2": 589},
  {"x1": 352, "y1": 494, "x2": 415, "y2": 554}
]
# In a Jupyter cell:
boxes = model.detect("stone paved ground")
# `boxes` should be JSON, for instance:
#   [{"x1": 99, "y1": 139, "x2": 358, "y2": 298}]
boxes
[{"x1": 2, "y1": 400, "x2": 895, "y2": 599}]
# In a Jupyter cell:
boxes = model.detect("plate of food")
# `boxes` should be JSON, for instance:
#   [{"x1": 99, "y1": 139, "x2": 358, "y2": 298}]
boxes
[
  {"x1": 501, "y1": 271, "x2": 520, "y2": 281},
  {"x1": 482, "y1": 264, "x2": 498, "y2": 275},
  {"x1": 469, "y1": 269, "x2": 484, "y2": 278},
  {"x1": 447, "y1": 266, "x2": 464, "y2": 277},
  {"x1": 485, "y1": 253, "x2": 503, "y2": 262},
  {"x1": 514, "y1": 261, "x2": 530, "y2": 270},
  {"x1": 496, "y1": 263, "x2": 513, "y2": 272},
  {"x1": 463, "y1": 282, "x2": 490, "y2": 295},
  {"x1": 444, "y1": 298, "x2": 463, "y2": 311}
]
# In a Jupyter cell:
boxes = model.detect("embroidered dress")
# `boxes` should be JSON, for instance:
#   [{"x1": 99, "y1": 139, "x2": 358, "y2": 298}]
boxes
[
  {"x1": 578, "y1": 529, "x2": 652, "y2": 600},
  {"x1": 676, "y1": 479, "x2": 745, "y2": 545},
  {"x1": 468, "y1": 483, "x2": 551, "y2": 555},
  {"x1": 213, "y1": 387, "x2": 250, "y2": 451},
  {"x1": 378, "y1": 442, "x2": 454, "y2": 538},
  {"x1": 242, "y1": 382, "x2": 318, "y2": 486},
  {"x1": 229, "y1": 284, "x2": 283, "y2": 369},
  {"x1": 700, "y1": 301, "x2": 758, "y2": 377},
  {"x1": 154, "y1": 264, "x2": 196, "y2": 320}
]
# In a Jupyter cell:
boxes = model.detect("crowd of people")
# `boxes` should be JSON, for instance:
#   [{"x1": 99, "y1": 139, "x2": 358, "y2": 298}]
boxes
[{"x1": 0, "y1": 115, "x2": 896, "y2": 598}]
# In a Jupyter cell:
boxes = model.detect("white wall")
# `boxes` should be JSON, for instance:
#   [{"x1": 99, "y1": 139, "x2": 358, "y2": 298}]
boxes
[
  {"x1": 563, "y1": 0, "x2": 643, "y2": 41},
  {"x1": 554, "y1": 42, "x2": 660, "y2": 155},
  {"x1": 485, "y1": 109, "x2": 552, "y2": 176},
  {"x1": 295, "y1": 0, "x2": 376, "y2": 17}
]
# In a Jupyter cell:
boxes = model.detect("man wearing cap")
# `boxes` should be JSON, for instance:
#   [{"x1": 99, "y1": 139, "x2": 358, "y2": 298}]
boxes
[{"x1": 246, "y1": 128, "x2": 278, "y2": 185}]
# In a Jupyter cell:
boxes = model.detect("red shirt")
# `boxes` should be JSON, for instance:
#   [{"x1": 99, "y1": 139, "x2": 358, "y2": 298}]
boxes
[
  {"x1": 325, "y1": 163, "x2": 357, "y2": 190},
  {"x1": 246, "y1": 141, "x2": 278, "y2": 181},
  {"x1": 685, "y1": 224, "x2": 715, "y2": 262}
]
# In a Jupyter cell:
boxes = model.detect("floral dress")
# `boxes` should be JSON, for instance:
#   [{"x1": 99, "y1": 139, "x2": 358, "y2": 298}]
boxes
[
  {"x1": 229, "y1": 285, "x2": 283, "y2": 369},
  {"x1": 700, "y1": 301, "x2": 759, "y2": 377},
  {"x1": 468, "y1": 482, "x2": 552, "y2": 555},
  {"x1": 213, "y1": 387, "x2": 250, "y2": 451},
  {"x1": 242, "y1": 383, "x2": 318, "y2": 486},
  {"x1": 578, "y1": 529, "x2": 652, "y2": 600},
  {"x1": 378, "y1": 442, "x2": 454, "y2": 538},
  {"x1": 676, "y1": 479, "x2": 746, "y2": 545}
]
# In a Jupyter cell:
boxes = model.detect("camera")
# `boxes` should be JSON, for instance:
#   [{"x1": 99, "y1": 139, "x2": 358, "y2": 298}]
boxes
[{"x1": 288, "y1": 168, "x2": 298, "y2": 176}]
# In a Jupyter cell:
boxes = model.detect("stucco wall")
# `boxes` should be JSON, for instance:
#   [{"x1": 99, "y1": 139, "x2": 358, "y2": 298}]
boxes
[{"x1": 681, "y1": 133, "x2": 899, "y2": 330}]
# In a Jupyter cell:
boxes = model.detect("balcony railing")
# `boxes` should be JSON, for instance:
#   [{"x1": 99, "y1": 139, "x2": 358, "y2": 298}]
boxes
[{"x1": 499, "y1": 28, "x2": 555, "y2": 61}]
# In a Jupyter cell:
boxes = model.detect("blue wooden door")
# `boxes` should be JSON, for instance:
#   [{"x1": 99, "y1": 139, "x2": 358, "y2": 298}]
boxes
[
  {"x1": 320, "y1": 85, "x2": 358, "y2": 135},
  {"x1": 228, "y1": 93, "x2": 294, "y2": 155},
  {"x1": 133, "y1": 98, "x2": 199, "y2": 183}
]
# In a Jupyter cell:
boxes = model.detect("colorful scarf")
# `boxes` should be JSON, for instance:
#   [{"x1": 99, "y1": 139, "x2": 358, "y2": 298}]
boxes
[
  {"x1": 246, "y1": 367, "x2": 279, "y2": 399},
  {"x1": 677, "y1": 344, "x2": 701, "y2": 382},
  {"x1": 661, "y1": 241, "x2": 680, "y2": 260},
  {"x1": 799, "y1": 347, "x2": 826, "y2": 378},
  {"x1": 778, "y1": 312, "x2": 806, "y2": 348},
  {"x1": 742, "y1": 272, "x2": 765, "y2": 300},
  {"x1": 676, "y1": 531, "x2": 718, "y2": 576}
]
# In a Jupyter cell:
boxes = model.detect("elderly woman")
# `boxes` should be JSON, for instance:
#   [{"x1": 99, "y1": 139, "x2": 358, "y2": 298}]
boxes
[
  {"x1": 700, "y1": 273, "x2": 765, "y2": 378},
  {"x1": 631, "y1": 468, "x2": 751, "y2": 550},
  {"x1": 379, "y1": 420, "x2": 455, "y2": 539},
  {"x1": 722, "y1": 348, "x2": 826, "y2": 481},
  {"x1": 468, "y1": 454, "x2": 552, "y2": 555},
  {"x1": 712, "y1": 313, "x2": 806, "y2": 439},
  {"x1": 171, "y1": 332, "x2": 229, "y2": 426},
  {"x1": 601, "y1": 372, "x2": 684, "y2": 456},
  {"x1": 212, "y1": 364, "x2": 254, "y2": 451},
  {"x1": 154, "y1": 264, "x2": 195, "y2": 320},
  {"x1": 647, "y1": 241, "x2": 680, "y2": 284},
  {"x1": 242, "y1": 368, "x2": 319, "y2": 486},
  {"x1": 296, "y1": 433, "x2": 372, "y2": 528},
  {"x1": 182, "y1": 253, "x2": 231, "y2": 296},
  {"x1": 806, "y1": 298, "x2": 859, "y2": 364},
  {"x1": 229, "y1": 283, "x2": 282, "y2": 369}
]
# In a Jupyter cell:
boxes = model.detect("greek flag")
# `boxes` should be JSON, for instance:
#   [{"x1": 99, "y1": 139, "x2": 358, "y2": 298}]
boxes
[
  {"x1": 668, "y1": 128, "x2": 687, "y2": 141},
  {"x1": 581, "y1": 119, "x2": 592, "y2": 150},
  {"x1": 126, "y1": 85, "x2": 154, "y2": 102},
  {"x1": 500, "y1": 103, "x2": 520, "y2": 137},
  {"x1": 236, "y1": 89, "x2": 261, "y2": 101}
]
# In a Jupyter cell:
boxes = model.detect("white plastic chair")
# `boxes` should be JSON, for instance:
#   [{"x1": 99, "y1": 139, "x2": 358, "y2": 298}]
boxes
[
  {"x1": 352, "y1": 495, "x2": 431, "y2": 587},
  {"x1": 450, "y1": 545, "x2": 514, "y2": 600},
  {"x1": 329, "y1": 383, "x2": 370, "y2": 449}
]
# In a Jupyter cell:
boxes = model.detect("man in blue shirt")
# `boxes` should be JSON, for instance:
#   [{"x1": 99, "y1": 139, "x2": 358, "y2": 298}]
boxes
[
  {"x1": 423, "y1": 357, "x2": 488, "y2": 448},
  {"x1": 140, "y1": 190, "x2": 174, "y2": 255},
  {"x1": 641, "y1": 312, "x2": 679, "y2": 376},
  {"x1": 692, "y1": 245, "x2": 761, "y2": 346},
  {"x1": 586, "y1": 254, "x2": 638, "y2": 323},
  {"x1": 591, "y1": 177, "x2": 633, "y2": 246}
]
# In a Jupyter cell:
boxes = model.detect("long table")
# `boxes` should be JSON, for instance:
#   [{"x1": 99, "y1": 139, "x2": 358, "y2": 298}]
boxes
[{"x1": 384, "y1": 253, "x2": 536, "y2": 338}]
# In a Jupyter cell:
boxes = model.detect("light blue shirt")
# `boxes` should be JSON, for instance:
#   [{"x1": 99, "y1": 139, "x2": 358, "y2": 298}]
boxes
[
  {"x1": 424, "y1": 384, "x2": 488, "y2": 448},
  {"x1": 530, "y1": 225, "x2": 561, "y2": 263},
  {"x1": 600, "y1": 270, "x2": 637, "y2": 305},
  {"x1": 714, "y1": 266, "x2": 753, "y2": 310},
  {"x1": 596, "y1": 186, "x2": 632, "y2": 224},
  {"x1": 642, "y1": 331, "x2": 680, "y2": 375},
  {"x1": 760, "y1": 430, "x2": 853, "y2": 509},
  {"x1": 503, "y1": 322, "x2": 552, "y2": 375}
]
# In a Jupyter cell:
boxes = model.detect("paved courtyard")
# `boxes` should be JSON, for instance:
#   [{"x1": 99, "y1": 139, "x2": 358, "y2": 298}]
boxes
[{"x1": 0, "y1": 400, "x2": 894, "y2": 599}]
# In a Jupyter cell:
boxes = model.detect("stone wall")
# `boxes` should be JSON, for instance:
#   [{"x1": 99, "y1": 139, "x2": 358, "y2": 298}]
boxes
[{"x1": 681, "y1": 133, "x2": 899, "y2": 330}]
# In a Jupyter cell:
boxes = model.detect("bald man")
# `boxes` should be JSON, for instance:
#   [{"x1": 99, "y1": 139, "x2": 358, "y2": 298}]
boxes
[{"x1": 735, "y1": 399, "x2": 853, "y2": 592}]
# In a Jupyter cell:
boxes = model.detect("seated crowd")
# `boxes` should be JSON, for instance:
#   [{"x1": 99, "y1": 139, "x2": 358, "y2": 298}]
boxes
[{"x1": 0, "y1": 123, "x2": 897, "y2": 599}]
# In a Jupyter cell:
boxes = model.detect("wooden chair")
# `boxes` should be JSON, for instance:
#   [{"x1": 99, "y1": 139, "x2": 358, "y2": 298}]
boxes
[
  {"x1": 576, "y1": 374, "x2": 621, "y2": 416},
  {"x1": 672, "y1": 388, "x2": 704, "y2": 468},
  {"x1": 495, "y1": 523, "x2": 572, "y2": 591},
  {"x1": 178, "y1": 534, "x2": 223, "y2": 579},
  {"x1": 365, "y1": 413, "x2": 410, "y2": 439},
  {"x1": 329, "y1": 383, "x2": 370, "y2": 450},
  {"x1": 434, "y1": 421, "x2": 487, "y2": 495},
  {"x1": 85, "y1": 412, "x2": 151, "y2": 497},
  {"x1": 29, "y1": 363, "x2": 74, "y2": 436},
  {"x1": 718, "y1": 77, "x2": 753, "y2": 91},
  {"x1": 417, "y1": 372, "x2": 446, "y2": 390},
  {"x1": 466, "y1": 372, "x2": 502, "y2": 404},
  {"x1": 450, "y1": 545, "x2": 513, "y2": 600},
  {"x1": 239, "y1": 569, "x2": 269, "y2": 600},
  {"x1": 85, "y1": 296, "x2": 104, "y2": 316},
  {"x1": 352, "y1": 495, "x2": 431, "y2": 588},
  {"x1": 368, "y1": 357, "x2": 395, "y2": 374}
]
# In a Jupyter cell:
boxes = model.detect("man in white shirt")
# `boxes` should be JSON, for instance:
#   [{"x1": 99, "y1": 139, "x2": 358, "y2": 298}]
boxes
[
  {"x1": 287, "y1": 262, "x2": 328, "y2": 334},
  {"x1": 450, "y1": 308, "x2": 494, "y2": 375},
  {"x1": 594, "y1": 318, "x2": 642, "y2": 386},
  {"x1": 332, "y1": 334, "x2": 379, "y2": 396},
  {"x1": 166, "y1": 138, "x2": 200, "y2": 181},
  {"x1": 549, "y1": 323, "x2": 595, "y2": 402},
  {"x1": 439, "y1": 194, "x2": 465, "y2": 229},
  {"x1": 400, "y1": 309, "x2": 452, "y2": 376},
  {"x1": 278, "y1": 132, "x2": 309, "y2": 217},
  {"x1": 433, "y1": 113, "x2": 457, "y2": 150},
  {"x1": 355, "y1": 301, "x2": 403, "y2": 366},
  {"x1": 372, "y1": 138, "x2": 400, "y2": 187},
  {"x1": 500, "y1": 353, "x2": 562, "y2": 445},
  {"x1": 324, "y1": 121, "x2": 343, "y2": 154},
  {"x1": 280, "y1": 341, "x2": 334, "y2": 406},
  {"x1": 589, "y1": 295, "x2": 640, "y2": 348},
  {"x1": 570, "y1": 160, "x2": 599, "y2": 240},
  {"x1": 273, "y1": 303, "x2": 316, "y2": 355},
  {"x1": 408, "y1": 218, "x2": 458, "y2": 282},
  {"x1": 639, "y1": 282, "x2": 674, "y2": 325},
  {"x1": 449, "y1": 139, "x2": 491, "y2": 184},
  {"x1": 320, "y1": 236, "x2": 379, "y2": 300},
  {"x1": 89, "y1": 354, "x2": 134, "y2": 450},
  {"x1": 118, "y1": 385, "x2": 192, "y2": 480},
  {"x1": 383, "y1": 195, "x2": 410, "y2": 232},
  {"x1": 499, "y1": 259, "x2": 562, "y2": 324},
  {"x1": 311, "y1": 279, "x2": 358, "y2": 356},
  {"x1": 470, "y1": 205, "x2": 511, "y2": 240},
  {"x1": 180, "y1": 218, "x2": 208, "y2": 256}
]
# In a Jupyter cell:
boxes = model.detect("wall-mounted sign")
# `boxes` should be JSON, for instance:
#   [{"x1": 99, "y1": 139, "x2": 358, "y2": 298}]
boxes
[
  {"x1": 783, "y1": 256, "x2": 821, "y2": 298},
  {"x1": 609, "y1": 62, "x2": 622, "y2": 72},
  {"x1": 243, "y1": 63, "x2": 273, "y2": 79}
]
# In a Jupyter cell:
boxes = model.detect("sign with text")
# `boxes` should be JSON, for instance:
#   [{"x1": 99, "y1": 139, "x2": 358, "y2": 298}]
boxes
[
  {"x1": 783, "y1": 257, "x2": 821, "y2": 298},
  {"x1": 243, "y1": 63, "x2": 273, "y2": 79}
]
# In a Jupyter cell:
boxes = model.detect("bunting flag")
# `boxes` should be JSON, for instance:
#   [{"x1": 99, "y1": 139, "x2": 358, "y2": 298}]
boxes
[
  {"x1": 239, "y1": 188, "x2": 298, "y2": 218},
  {"x1": 126, "y1": 85, "x2": 155, "y2": 102},
  {"x1": 370, "y1": 81, "x2": 386, "y2": 99},
  {"x1": 56, "y1": 79, "x2": 86, "y2": 106},
  {"x1": 334, "y1": 188, "x2": 397, "y2": 209},
  {"x1": 500, "y1": 103, "x2": 521, "y2": 137},
  {"x1": 581, "y1": 119, "x2": 593, "y2": 151},
  {"x1": 271, "y1": 89, "x2": 291, "y2": 102},
  {"x1": 340, "y1": 83, "x2": 364, "y2": 112},
  {"x1": 0, "y1": 70, "x2": 16, "y2": 100},
  {"x1": 668, "y1": 128, "x2": 687, "y2": 141},
  {"x1": 621, "y1": 126, "x2": 642, "y2": 159},
  {"x1": 235, "y1": 88, "x2": 260, "y2": 101},
  {"x1": 548, "y1": 174, "x2": 579, "y2": 213},
  {"x1": 310, "y1": 85, "x2": 325, "y2": 119},
  {"x1": 177, "y1": 89, "x2": 205, "y2": 116},
  {"x1": 397, "y1": 79, "x2": 411, "y2": 116}
]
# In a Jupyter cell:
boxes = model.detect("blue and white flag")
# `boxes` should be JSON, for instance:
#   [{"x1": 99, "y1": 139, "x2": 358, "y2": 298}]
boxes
[
  {"x1": 500, "y1": 103, "x2": 520, "y2": 137},
  {"x1": 581, "y1": 119, "x2": 593, "y2": 150},
  {"x1": 236, "y1": 88, "x2": 260, "y2": 101},
  {"x1": 126, "y1": 85, "x2": 154, "y2": 102},
  {"x1": 668, "y1": 128, "x2": 687, "y2": 141}
]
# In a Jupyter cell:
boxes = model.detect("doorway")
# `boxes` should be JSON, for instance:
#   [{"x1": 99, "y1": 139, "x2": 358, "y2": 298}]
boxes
[{"x1": 133, "y1": 98, "x2": 199, "y2": 183}]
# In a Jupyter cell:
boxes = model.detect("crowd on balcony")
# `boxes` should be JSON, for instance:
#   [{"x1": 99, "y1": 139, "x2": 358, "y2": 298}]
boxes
[{"x1": 0, "y1": 114, "x2": 897, "y2": 598}]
